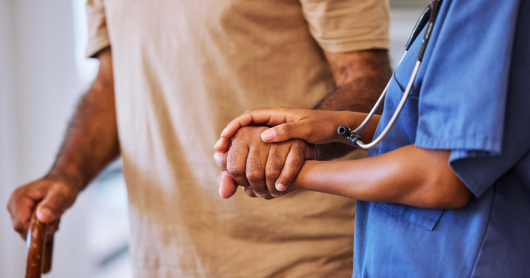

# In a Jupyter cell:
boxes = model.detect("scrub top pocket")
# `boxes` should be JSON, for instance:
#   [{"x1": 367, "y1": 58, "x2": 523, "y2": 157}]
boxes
[{"x1": 369, "y1": 73, "x2": 445, "y2": 231}]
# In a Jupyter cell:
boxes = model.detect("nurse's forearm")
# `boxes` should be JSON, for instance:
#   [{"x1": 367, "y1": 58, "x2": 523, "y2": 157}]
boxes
[{"x1": 292, "y1": 145, "x2": 471, "y2": 209}]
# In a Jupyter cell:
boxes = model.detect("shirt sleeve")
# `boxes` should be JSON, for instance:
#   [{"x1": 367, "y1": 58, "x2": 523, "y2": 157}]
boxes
[
  {"x1": 413, "y1": 0, "x2": 523, "y2": 197},
  {"x1": 86, "y1": 0, "x2": 110, "y2": 58},
  {"x1": 298, "y1": 0, "x2": 390, "y2": 53}
]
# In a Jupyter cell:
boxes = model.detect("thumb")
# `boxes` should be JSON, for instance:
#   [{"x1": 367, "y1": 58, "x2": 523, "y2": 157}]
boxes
[
  {"x1": 218, "y1": 171, "x2": 238, "y2": 199},
  {"x1": 36, "y1": 188, "x2": 73, "y2": 224},
  {"x1": 261, "y1": 122, "x2": 313, "y2": 143}
]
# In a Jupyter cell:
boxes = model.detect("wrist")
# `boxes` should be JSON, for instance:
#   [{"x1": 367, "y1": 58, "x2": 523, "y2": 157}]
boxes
[
  {"x1": 291, "y1": 160, "x2": 322, "y2": 190},
  {"x1": 45, "y1": 167, "x2": 85, "y2": 193},
  {"x1": 307, "y1": 144, "x2": 320, "y2": 160}
]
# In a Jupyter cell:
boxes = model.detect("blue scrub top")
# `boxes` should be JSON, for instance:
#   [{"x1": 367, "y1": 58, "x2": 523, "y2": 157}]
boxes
[{"x1": 357, "y1": 0, "x2": 530, "y2": 277}]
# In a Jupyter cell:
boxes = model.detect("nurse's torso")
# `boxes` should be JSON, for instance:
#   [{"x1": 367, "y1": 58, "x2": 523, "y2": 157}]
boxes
[{"x1": 355, "y1": 0, "x2": 530, "y2": 277}]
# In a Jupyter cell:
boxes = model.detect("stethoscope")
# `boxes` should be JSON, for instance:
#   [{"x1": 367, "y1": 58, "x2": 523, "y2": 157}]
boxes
[{"x1": 338, "y1": 0, "x2": 442, "y2": 149}]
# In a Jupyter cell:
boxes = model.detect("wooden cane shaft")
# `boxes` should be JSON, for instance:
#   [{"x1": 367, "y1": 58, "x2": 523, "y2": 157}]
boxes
[
  {"x1": 42, "y1": 236, "x2": 53, "y2": 273},
  {"x1": 25, "y1": 212, "x2": 47, "y2": 278}
]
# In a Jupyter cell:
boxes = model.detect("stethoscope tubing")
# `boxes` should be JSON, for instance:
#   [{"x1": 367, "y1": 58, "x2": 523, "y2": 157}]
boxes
[
  {"x1": 354, "y1": 60, "x2": 421, "y2": 150},
  {"x1": 339, "y1": 0, "x2": 441, "y2": 150},
  {"x1": 349, "y1": 52, "x2": 407, "y2": 149}
]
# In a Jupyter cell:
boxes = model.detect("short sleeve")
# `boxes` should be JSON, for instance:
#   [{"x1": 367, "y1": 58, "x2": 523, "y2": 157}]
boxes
[
  {"x1": 412, "y1": 0, "x2": 523, "y2": 197},
  {"x1": 86, "y1": 0, "x2": 110, "y2": 58},
  {"x1": 299, "y1": 0, "x2": 390, "y2": 53}
]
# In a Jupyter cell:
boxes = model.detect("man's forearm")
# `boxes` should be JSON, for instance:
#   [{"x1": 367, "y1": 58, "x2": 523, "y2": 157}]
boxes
[
  {"x1": 47, "y1": 83, "x2": 119, "y2": 191},
  {"x1": 47, "y1": 50, "x2": 119, "y2": 191},
  {"x1": 314, "y1": 50, "x2": 391, "y2": 160},
  {"x1": 316, "y1": 49, "x2": 391, "y2": 112}
]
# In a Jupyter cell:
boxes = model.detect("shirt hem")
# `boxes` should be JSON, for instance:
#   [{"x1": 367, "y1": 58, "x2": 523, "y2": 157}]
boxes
[
  {"x1": 318, "y1": 38, "x2": 390, "y2": 53},
  {"x1": 86, "y1": 35, "x2": 111, "y2": 58},
  {"x1": 415, "y1": 136, "x2": 502, "y2": 155}
]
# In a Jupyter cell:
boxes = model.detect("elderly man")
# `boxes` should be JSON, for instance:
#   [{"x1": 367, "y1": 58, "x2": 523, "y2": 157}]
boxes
[{"x1": 7, "y1": 0, "x2": 390, "y2": 277}]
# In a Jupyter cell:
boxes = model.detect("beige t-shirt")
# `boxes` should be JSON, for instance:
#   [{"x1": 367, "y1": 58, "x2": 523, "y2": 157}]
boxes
[{"x1": 86, "y1": 0, "x2": 389, "y2": 277}]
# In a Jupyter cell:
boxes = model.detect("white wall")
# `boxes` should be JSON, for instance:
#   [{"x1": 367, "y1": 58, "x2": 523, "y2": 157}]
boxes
[
  {"x1": 0, "y1": 1, "x2": 22, "y2": 277},
  {"x1": 0, "y1": 0, "x2": 91, "y2": 277}
]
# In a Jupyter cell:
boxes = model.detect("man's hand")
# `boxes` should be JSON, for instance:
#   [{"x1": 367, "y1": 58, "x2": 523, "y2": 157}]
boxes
[
  {"x1": 214, "y1": 126, "x2": 316, "y2": 199},
  {"x1": 7, "y1": 177, "x2": 78, "y2": 240},
  {"x1": 6, "y1": 47, "x2": 119, "y2": 241}
]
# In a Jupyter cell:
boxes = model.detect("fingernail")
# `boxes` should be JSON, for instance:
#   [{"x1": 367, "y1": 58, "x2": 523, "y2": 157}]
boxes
[
  {"x1": 214, "y1": 152, "x2": 220, "y2": 165},
  {"x1": 276, "y1": 183, "x2": 287, "y2": 191},
  {"x1": 261, "y1": 129, "x2": 276, "y2": 142},
  {"x1": 214, "y1": 139, "x2": 221, "y2": 149},
  {"x1": 218, "y1": 186, "x2": 223, "y2": 197},
  {"x1": 39, "y1": 208, "x2": 54, "y2": 221}
]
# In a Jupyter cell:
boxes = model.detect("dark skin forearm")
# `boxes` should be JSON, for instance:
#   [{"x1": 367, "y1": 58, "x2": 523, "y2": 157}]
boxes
[
  {"x1": 46, "y1": 48, "x2": 119, "y2": 191},
  {"x1": 316, "y1": 49, "x2": 391, "y2": 112},
  {"x1": 315, "y1": 49, "x2": 391, "y2": 161},
  {"x1": 293, "y1": 145, "x2": 471, "y2": 209}
]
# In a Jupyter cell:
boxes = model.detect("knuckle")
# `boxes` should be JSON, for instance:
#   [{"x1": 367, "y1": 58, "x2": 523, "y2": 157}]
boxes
[
  {"x1": 12, "y1": 187, "x2": 24, "y2": 198},
  {"x1": 226, "y1": 165, "x2": 244, "y2": 179},
  {"x1": 285, "y1": 157, "x2": 304, "y2": 169},
  {"x1": 245, "y1": 161, "x2": 264, "y2": 182},
  {"x1": 265, "y1": 165, "x2": 282, "y2": 180},
  {"x1": 227, "y1": 148, "x2": 240, "y2": 162},
  {"x1": 266, "y1": 151, "x2": 284, "y2": 177},
  {"x1": 291, "y1": 145, "x2": 307, "y2": 160},
  {"x1": 13, "y1": 222, "x2": 25, "y2": 234},
  {"x1": 226, "y1": 153, "x2": 244, "y2": 178},
  {"x1": 236, "y1": 126, "x2": 252, "y2": 135},
  {"x1": 246, "y1": 170, "x2": 263, "y2": 183}
]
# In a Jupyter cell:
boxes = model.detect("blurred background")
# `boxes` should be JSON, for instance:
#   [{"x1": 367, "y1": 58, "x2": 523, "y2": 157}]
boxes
[{"x1": 0, "y1": 0, "x2": 426, "y2": 277}]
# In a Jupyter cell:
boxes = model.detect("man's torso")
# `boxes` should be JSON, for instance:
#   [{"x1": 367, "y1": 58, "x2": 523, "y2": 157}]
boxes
[{"x1": 103, "y1": 0, "x2": 356, "y2": 277}]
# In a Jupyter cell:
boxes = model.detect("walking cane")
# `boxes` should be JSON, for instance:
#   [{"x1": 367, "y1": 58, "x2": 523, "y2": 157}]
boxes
[{"x1": 25, "y1": 209, "x2": 53, "y2": 278}]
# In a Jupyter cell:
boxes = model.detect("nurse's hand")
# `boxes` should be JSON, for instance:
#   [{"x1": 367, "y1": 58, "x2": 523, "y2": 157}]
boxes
[
  {"x1": 214, "y1": 126, "x2": 316, "y2": 199},
  {"x1": 215, "y1": 108, "x2": 350, "y2": 153}
]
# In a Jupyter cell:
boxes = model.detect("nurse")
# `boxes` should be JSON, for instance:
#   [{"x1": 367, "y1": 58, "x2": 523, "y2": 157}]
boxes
[{"x1": 215, "y1": 0, "x2": 530, "y2": 277}]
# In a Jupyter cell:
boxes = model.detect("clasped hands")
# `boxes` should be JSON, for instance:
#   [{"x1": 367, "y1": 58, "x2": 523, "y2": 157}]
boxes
[{"x1": 214, "y1": 107, "x2": 354, "y2": 199}]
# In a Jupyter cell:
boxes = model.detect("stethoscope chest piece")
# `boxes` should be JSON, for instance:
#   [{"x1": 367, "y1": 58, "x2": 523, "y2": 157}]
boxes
[{"x1": 338, "y1": 125, "x2": 362, "y2": 145}]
